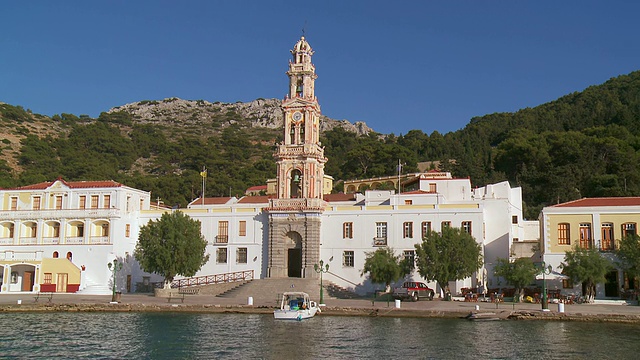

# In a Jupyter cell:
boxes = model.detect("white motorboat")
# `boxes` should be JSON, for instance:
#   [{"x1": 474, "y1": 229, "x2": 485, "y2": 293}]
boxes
[{"x1": 274, "y1": 291, "x2": 320, "y2": 320}]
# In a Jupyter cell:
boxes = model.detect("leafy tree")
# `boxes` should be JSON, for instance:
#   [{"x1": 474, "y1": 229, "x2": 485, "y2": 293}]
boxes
[
  {"x1": 560, "y1": 247, "x2": 612, "y2": 303},
  {"x1": 493, "y1": 257, "x2": 538, "y2": 302},
  {"x1": 361, "y1": 247, "x2": 409, "y2": 292},
  {"x1": 134, "y1": 211, "x2": 210, "y2": 288},
  {"x1": 617, "y1": 234, "x2": 640, "y2": 280},
  {"x1": 414, "y1": 227, "x2": 483, "y2": 298}
]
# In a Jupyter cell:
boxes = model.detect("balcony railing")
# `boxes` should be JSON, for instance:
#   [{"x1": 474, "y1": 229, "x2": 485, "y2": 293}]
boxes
[
  {"x1": 89, "y1": 236, "x2": 110, "y2": 244},
  {"x1": 19, "y1": 237, "x2": 37, "y2": 245},
  {"x1": 42, "y1": 237, "x2": 60, "y2": 245},
  {"x1": 267, "y1": 198, "x2": 326, "y2": 211},
  {"x1": 171, "y1": 270, "x2": 254, "y2": 288},
  {"x1": 373, "y1": 237, "x2": 387, "y2": 246},
  {"x1": 214, "y1": 235, "x2": 229, "y2": 244},
  {"x1": 0, "y1": 238, "x2": 14, "y2": 245},
  {"x1": 0, "y1": 208, "x2": 120, "y2": 220},
  {"x1": 65, "y1": 237, "x2": 84, "y2": 245}
]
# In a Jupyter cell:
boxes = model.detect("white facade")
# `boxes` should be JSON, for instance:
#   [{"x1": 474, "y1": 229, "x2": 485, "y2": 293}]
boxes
[{"x1": 0, "y1": 179, "x2": 151, "y2": 294}]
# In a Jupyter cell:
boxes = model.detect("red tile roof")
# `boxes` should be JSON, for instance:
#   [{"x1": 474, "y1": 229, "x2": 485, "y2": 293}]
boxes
[
  {"x1": 7, "y1": 179, "x2": 123, "y2": 190},
  {"x1": 246, "y1": 185, "x2": 267, "y2": 191},
  {"x1": 191, "y1": 197, "x2": 233, "y2": 205},
  {"x1": 553, "y1": 197, "x2": 640, "y2": 208},
  {"x1": 238, "y1": 195, "x2": 272, "y2": 204}
]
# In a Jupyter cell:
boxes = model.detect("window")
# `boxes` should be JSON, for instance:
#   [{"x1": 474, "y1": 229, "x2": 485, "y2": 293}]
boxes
[
  {"x1": 558, "y1": 223, "x2": 570, "y2": 245},
  {"x1": 403, "y1": 250, "x2": 415, "y2": 267},
  {"x1": 462, "y1": 221, "x2": 472, "y2": 234},
  {"x1": 53, "y1": 251, "x2": 59, "y2": 258},
  {"x1": 217, "y1": 221, "x2": 229, "y2": 243},
  {"x1": 10, "y1": 197, "x2": 17, "y2": 211},
  {"x1": 403, "y1": 222, "x2": 413, "y2": 238},
  {"x1": 562, "y1": 279, "x2": 574, "y2": 289},
  {"x1": 239, "y1": 221, "x2": 247, "y2": 236},
  {"x1": 33, "y1": 196, "x2": 41, "y2": 210},
  {"x1": 79, "y1": 195, "x2": 86, "y2": 209},
  {"x1": 55, "y1": 196, "x2": 63, "y2": 210},
  {"x1": 11, "y1": 272, "x2": 18, "y2": 284},
  {"x1": 216, "y1": 248, "x2": 228, "y2": 264},
  {"x1": 29, "y1": 223, "x2": 37, "y2": 237},
  {"x1": 125, "y1": 224, "x2": 131, "y2": 237},
  {"x1": 512, "y1": 216, "x2": 518, "y2": 224},
  {"x1": 421, "y1": 221, "x2": 431, "y2": 239},
  {"x1": 140, "y1": 198, "x2": 144, "y2": 210},
  {"x1": 579, "y1": 223, "x2": 592, "y2": 249},
  {"x1": 103, "y1": 195, "x2": 111, "y2": 209},
  {"x1": 429, "y1": 183, "x2": 437, "y2": 193},
  {"x1": 343, "y1": 251, "x2": 354, "y2": 267},
  {"x1": 343, "y1": 222, "x2": 353, "y2": 239},
  {"x1": 601, "y1": 223, "x2": 614, "y2": 251},
  {"x1": 237, "y1": 248, "x2": 248, "y2": 264},
  {"x1": 622, "y1": 223, "x2": 637, "y2": 238},
  {"x1": 77, "y1": 224, "x2": 84, "y2": 237},
  {"x1": 52, "y1": 223, "x2": 60, "y2": 237},
  {"x1": 404, "y1": 200, "x2": 413, "y2": 205},
  {"x1": 374, "y1": 222, "x2": 387, "y2": 246},
  {"x1": 100, "y1": 224, "x2": 109, "y2": 237},
  {"x1": 44, "y1": 273, "x2": 53, "y2": 284},
  {"x1": 91, "y1": 195, "x2": 99, "y2": 209},
  {"x1": 441, "y1": 221, "x2": 451, "y2": 230},
  {"x1": 66, "y1": 252, "x2": 72, "y2": 261}
]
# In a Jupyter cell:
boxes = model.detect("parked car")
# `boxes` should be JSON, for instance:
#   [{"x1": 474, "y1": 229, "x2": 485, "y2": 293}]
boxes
[{"x1": 392, "y1": 281, "x2": 435, "y2": 301}]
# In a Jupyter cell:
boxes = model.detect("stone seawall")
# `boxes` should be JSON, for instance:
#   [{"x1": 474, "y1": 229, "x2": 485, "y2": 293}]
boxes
[{"x1": 2, "y1": 302, "x2": 640, "y2": 324}]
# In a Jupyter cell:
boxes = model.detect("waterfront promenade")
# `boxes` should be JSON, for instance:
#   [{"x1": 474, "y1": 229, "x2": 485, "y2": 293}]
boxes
[{"x1": 1, "y1": 292, "x2": 640, "y2": 322}]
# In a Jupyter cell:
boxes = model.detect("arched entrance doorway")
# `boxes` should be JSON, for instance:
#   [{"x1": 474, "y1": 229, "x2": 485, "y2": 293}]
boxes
[{"x1": 285, "y1": 231, "x2": 302, "y2": 277}]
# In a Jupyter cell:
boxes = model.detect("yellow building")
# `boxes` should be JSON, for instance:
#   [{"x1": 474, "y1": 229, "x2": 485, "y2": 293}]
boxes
[{"x1": 541, "y1": 197, "x2": 640, "y2": 299}]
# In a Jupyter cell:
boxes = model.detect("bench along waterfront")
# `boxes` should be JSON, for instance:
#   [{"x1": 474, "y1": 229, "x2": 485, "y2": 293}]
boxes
[
  {"x1": 167, "y1": 288, "x2": 200, "y2": 303},
  {"x1": 33, "y1": 292, "x2": 54, "y2": 303}
]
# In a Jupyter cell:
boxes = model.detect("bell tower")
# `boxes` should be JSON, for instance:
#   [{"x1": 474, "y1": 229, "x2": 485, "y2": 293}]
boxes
[{"x1": 266, "y1": 36, "x2": 327, "y2": 279}]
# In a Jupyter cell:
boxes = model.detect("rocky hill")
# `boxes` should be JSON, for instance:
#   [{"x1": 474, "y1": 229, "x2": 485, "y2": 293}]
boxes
[
  {"x1": 109, "y1": 97, "x2": 373, "y2": 136},
  {"x1": 0, "y1": 98, "x2": 374, "y2": 175}
]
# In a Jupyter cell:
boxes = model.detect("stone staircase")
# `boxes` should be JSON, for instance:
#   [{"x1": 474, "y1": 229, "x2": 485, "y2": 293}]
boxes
[
  {"x1": 194, "y1": 278, "x2": 363, "y2": 305},
  {"x1": 215, "y1": 278, "x2": 321, "y2": 306}
]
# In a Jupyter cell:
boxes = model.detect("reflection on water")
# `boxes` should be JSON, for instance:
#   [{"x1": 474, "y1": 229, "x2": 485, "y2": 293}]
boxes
[{"x1": 1, "y1": 312, "x2": 640, "y2": 359}]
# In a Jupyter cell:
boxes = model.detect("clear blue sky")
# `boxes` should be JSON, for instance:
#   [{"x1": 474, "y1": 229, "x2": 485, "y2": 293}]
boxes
[{"x1": 2, "y1": 1, "x2": 639, "y2": 135}]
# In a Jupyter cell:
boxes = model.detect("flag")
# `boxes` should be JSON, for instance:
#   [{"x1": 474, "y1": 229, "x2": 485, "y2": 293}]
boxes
[{"x1": 200, "y1": 169, "x2": 207, "y2": 178}]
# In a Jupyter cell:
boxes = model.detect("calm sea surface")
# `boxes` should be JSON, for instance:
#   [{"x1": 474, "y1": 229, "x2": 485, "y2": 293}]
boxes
[{"x1": 1, "y1": 312, "x2": 639, "y2": 359}]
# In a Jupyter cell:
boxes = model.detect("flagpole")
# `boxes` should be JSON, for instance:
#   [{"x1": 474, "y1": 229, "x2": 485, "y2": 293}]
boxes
[{"x1": 201, "y1": 166, "x2": 207, "y2": 205}]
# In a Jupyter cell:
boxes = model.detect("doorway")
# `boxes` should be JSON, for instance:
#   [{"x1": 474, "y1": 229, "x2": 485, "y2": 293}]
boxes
[
  {"x1": 604, "y1": 270, "x2": 619, "y2": 297},
  {"x1": 288, "y1": 248, "x2": 302, "y2": 278},
  {"x1": 22, "y1": 271, "x2": 34, "y2": 292},
  {"x1": 56, "y1": 273, "x2": 68, "y2": 293}
]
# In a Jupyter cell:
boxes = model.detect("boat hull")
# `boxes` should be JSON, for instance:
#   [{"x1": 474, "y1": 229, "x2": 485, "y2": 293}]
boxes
[{"x1": 273, "y1": 307, "x2": 318, "y2": 320}]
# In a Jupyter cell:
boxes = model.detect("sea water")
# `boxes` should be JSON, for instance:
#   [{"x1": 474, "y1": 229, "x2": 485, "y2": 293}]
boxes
[{"x1": 1, "y1": 312, "x2": 639, "y2": 359}]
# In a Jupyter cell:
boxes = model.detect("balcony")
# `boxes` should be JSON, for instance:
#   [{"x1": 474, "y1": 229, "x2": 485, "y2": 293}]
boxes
[
  {"x1": 0, "y1": 208, "x2": 121, "y2": 221},
  {"x1": 373, "y1": 237, "x2": 387, "y2": 246}
]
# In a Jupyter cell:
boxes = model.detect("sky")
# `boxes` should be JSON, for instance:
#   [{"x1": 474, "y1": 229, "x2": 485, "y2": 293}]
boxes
[{"x1": 1, "y1": 1, "x2": 639, "y2": 135}]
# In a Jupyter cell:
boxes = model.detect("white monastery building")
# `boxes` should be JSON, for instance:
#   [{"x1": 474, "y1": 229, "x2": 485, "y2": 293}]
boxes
[{"x1": 0, "y1": 36, "x2": 530, "y2": 297}]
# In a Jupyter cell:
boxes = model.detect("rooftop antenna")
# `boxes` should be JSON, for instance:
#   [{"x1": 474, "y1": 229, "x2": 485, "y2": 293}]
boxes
[{"x1": 302, "y1": 20, "x2": 307, "y2": 37}]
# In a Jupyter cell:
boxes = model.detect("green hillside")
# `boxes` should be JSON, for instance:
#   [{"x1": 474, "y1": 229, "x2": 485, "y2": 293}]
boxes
[{"x1": 1, "y1": 70, "x2": 639, "y2": 217}]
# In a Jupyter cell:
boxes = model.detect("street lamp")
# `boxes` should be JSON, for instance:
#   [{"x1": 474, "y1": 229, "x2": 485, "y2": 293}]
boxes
[
  {"x1": 539, "y1": 261, "x2": 552, "y2": 311},
  {"x1": 107, "y1": 259, "x2": 123, "y2": 302},
  {"x1": 314, "y1": 259, "x2": 329, "y2": 305}
]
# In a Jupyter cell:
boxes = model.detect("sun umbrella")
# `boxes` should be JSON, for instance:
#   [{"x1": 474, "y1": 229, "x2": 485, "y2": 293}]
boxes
[{"x1": 535, "y1": 270, "x2": 569, "y2": 280}]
